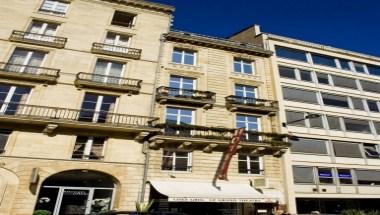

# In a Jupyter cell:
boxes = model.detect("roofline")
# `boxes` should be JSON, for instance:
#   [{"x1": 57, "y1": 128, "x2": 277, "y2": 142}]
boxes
[
  {"x1": 101, "y1": 0, "x2": 175, "y2": 14},
  {"x1": 264, "y1": 33, "x2": 380, "y2": 62},
  {"x1": 164, "y1": 30, "x2": 273, "y2": 57}
]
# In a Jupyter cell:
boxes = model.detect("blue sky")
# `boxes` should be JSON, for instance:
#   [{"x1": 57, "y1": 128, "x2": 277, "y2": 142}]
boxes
[{"x1": 153, "y1": 0, "x2": 380, "y2": 57}]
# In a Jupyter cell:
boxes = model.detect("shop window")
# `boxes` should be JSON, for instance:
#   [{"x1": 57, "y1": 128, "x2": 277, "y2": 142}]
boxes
[
  {"x1": 356, "y1": 170, "x2": 380, "y2": 185},
  {"x1": 72, "y1": 136, "x2": 106, "y2": 160},
  {"x1": 293, "y1": 166, "x2": 314, "y2": 184},
  {"x1": 337, "y1": 169, "x2": 353, "y2": 184},
  {"x1": 162, "y1": 150, "x2": 192, "y2": 172},
  {"x1": 282, "y1": 87, "x2": 319, "y2": 104},
  {"x1": 312, "y1": 54, "x2": 336, "y2": 67},
  {"x1": 332, "y1": 141, "x2": 362, "y2": 158},
  {"x1": 317, "y1": 167, "x2": 334, "y2": 184},
  {"x1": 321, "y1": 93, "x2": 349, "y2": 108},
  {"x1": 234, "y1": 58, "x2": 254, "y2": 74},
  {"x1": 275, "y1": 46, "x2": 308, "y2": 62},
  {"x1": 172, "y1": 48, "x2": 196, "y2": 65},
  {"x1": 331, "y1": 75, "x2": 358, "y2": 89},
  {"x1": 111, "y1": 11, "x2": 136, "y2": 28},
  {"x1": 363, "y1": 143, "x2": 380, "y2": 159},
  {"x1": 238, "y1": 154, "x2": 262, "y2": 174},
  {"x1": 290, "y1": 138, "x2": 328, "y2": 154},
  {"x1": 344, "y1": 118, "x2": 371, "y2": 133},
  {"x1": 278, "y1": 66, "x2": 296, "y2": 79}
]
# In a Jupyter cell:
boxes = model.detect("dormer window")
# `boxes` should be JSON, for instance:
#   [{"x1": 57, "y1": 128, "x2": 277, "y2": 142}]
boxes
[{"x1": 111, "y1": 11, "x2": 136, "y2": 28}]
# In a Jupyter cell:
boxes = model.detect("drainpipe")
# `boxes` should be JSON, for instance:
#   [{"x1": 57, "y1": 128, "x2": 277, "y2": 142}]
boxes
[{"x1": 139, "y1": 15, "x2": 170, "y2": 202}]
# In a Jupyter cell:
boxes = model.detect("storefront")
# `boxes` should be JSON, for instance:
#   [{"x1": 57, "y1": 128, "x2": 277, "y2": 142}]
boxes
[
  {"x1": 34, "y1": 170, "x2": 116, "y2": 215},
  {"x1": 149, "y1": 181, "x2": 280, "y2": 215}
]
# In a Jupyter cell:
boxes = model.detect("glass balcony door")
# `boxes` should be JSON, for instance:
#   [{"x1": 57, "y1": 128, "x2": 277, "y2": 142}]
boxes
[
  {"x1": 235, "y1": 84, "x2": 257, "y2": 104},
  {"x1": 104, "y1": 32, "x2": 130, "y2": 53},
  {"x1": 236, "y1": 114, "x2": 260, "y2": 141},
  {"x1": 165, "y1": 107, "x2": 194, "y2": 136},
  {"x1": 93, "y1": 60, "x2": 124, "y2": 84},
  {"x1": 169, "y1": 75, "x2": 195, "y2": 96},
  {"x1": 78, "y1": 93, "x2": 116, "y2": 123},
  {"x1": 0, "y1": 84, "x2": 31, "y2": 115},
  {"x1": 7, "y1": 48, "x2": 46, "y2": 74},
  {"x1": 26, "y1": 21, "x2": 58, "y2": 42}
]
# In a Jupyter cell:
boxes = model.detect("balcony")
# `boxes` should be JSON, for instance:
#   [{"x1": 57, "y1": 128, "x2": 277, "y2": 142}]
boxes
[
  {"x1": 0, "y1": 62, "x2": 59, "y2": 84},
  {"x1": 91, "y1": 43, "x2": 142, "y2": 60},
  {"x1": 149, "y1": 123, "x2": 289, "y2": 157},
  {"x1": 0, "y1": 102, "x2": 159, "y2": 138},
  {"x1": 225, "y1": 96, "x2": 278, "y2": 115},
  {"x1": 156, "y1": 86, "x2": 216, "y2": 109},
  {"x1": 9, "y1": 30, "x2": 67, "y2": 48},
  {"x1": 75, "y1": 72, "x2": 142, "y2": 94}
]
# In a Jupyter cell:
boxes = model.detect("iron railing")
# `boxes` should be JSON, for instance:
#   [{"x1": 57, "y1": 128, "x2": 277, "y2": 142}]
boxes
[
  {"x1": 155, "y1": 123, "x2": 289, "y2": 147},
  {"x1": 10, "y1": 30, "x2": 67, "y2": 48},
  {"x1": 0, "y1": 101, "x2": 157, "y2": 128},
  {"x1": 0, "y1": 62, "x2": 60, "y2": 78},
  {"x1": 91, "y1": 43, "x2": 142, "y2": 59},
  {"x1": 156, "y1": 86, "x2": 216, "y2": 103},
  {"x1": 76, "y1": 72, "x2": 142, "y2": 90},
  {"x1": 225, "y1": 95, "x2": 278, "y2": 109}
]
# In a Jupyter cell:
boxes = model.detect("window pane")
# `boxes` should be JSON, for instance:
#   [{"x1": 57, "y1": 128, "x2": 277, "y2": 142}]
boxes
[
  {"x1": 367, "y1": 65, "x2": 380, "y2": 76},
  {"x1": 363, "y1": 144, "x2": 380, "y2": 159},
  {"x1": 332, "y1": 141, "x2": 362, "y2": 158},
  {"x1": 316, "y1": 73, "x2": 329, "y2": 85},
  {"x1": 339, "y1": 59, "x2": 351, "y2": 70},
  {"x1": 184, "y1": 54, "x2": 194, "y2": 65},
  {"x1": 312, "y1": 54, "x2": 336, "y2": 67},
  {"x1": 361, "y1": 80, "x2": 380, "y2": 93},
  {"x1": 286, "y1": 111, "x2": 305, "y2": 126},
  {"x1": 175, "y1": 157, "x2": 189, "y2": 171},
  {"x1": 338, "y1": 169, "x2": 353, "y2": 184},
  {"x1": 354, "y1": 62, "x2": 366, "y2": 73},
  {"x1": 293, "y1": 166, "x2": 314, "y2": 183},
  {"x1": 290, "y1": 138, "x2": 327, "y2": 154},
  {"x1": 373, "y1": 122, "x2": 380, "y2": 135},
  {"x1": 111, "y1": 11, "x2": 135, "y2": 28},
  {"x1": 318, "y1": 168, "x2": 334, "y2": 184},
  {"x1": 331, "y1": 75, "x2": 357, "y2": 89},
  {"x1": 367, "y1": 100, "x2": 379, "y2": 112},
  {"x1": 283, "y1": 87, "x2": 319, "y2": 104},
  {"x1": 172, "y1": 51, "x2": 182, "y2": 64},
  {"x1": 238, "y1": 160, "x2": 248, "y2": 174},
  {"x1": 300, "y1": 70, "x2": 312, "y2": 82},
  {"x1": 243, "y1": 63, "x2": 253, "y2": 74},
  {"x1": 309, "y1": 115, "x2": 324, "y2": 128},
  {"x1": 351, "y1": 98, "x2": 365, "y2": 110},
  {"x1": 321, "y1": 93, "x2": 349, "y2": 108},
  {"x1": 234, "y1": 61, "x2": 242, "y2": 73},
  {"x1": 356, "y1": 170, "x2": 380, "y2": 185},
  {"x1": 344, "y1": 118, "x2": 371, "y2": 133},
  {"x1": 0, "y1": 131, "x2": 10, "y2": 152},
  {"x1": 278, "y1": 66, "x2": 296, "y2": 79},
  {"x1": 275, "y1": 46, "x2": 308, "y2": 62},
  {"x1": 327, "y1": 116, "x2": 341, "y2": 130}
]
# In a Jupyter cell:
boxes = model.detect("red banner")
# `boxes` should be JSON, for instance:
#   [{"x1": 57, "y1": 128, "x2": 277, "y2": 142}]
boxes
[{"x1": 218, "y1": 128, "x2": 245, "y2": 180}]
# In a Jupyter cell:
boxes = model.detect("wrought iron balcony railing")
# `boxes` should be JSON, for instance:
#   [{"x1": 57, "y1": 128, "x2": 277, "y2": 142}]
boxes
[
  {"x1": 91, "y1": 43, "x2": 142, "y2": 60},
  {"x1": 156, "y1": 86, "x2": 216, "y2": 109},
  {"x1": 9, "y1": 30, "x2": 67, "y2": 48},
  {"x1": 0, "y1": 101, "x2": 158, "y2": 133},
  {"x1": 225, "y1": 96, "x2": 278, "y2": 114},
  {"x1": 0, "y1": 62, "x2": 59, "y2": 84},
  {"x1": 75, "y1": 72, "x2": 142, "y2": 94}
]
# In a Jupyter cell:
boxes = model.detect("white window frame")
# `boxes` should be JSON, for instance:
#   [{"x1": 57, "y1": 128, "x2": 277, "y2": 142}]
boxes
[
  {"x1": 162, "y1": 150, "x2": 192, "y2": 172},
  {"x1": 166, "y1": 107, "x2": 194, "y2": 126},
  {"x1": 172, "y1": 49, "x2": 196, "y2": 65},
  {"x1": 234, "y1": 84, "x2": 257, "y2": 98},
  {"x1": 93, "y1": 60, "x2": 125, "y2": 83},
  {"x1": 40, "y1": 0, "x2": 69, "y2": 15},
  {"x1": 72, "y1": 136, "x2": 106, "y2": 160},
  {"x1": 0, "y1": 86, "x2": 31, "y2": 114},
  {"x1": 8, "y1": 49, "x2": 47, "y2": 73},
  {"x1": 238, "y1": 154, "x2": 263, "y2": 175},
  {"x1": 234, "y1": 58, "x2": 254, "y2": 74},
  {"x1": 81, "y1": 93, "x2": 117, "y2": 123},
  {"x1": 28, "y1": 20, "x2": 58, "y2": 35}
]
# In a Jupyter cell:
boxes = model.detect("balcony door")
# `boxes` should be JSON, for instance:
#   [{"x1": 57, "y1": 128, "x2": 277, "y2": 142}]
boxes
[
  {"x1": 236, "y1": 114, "x2": 260, "y2": 141},
  {"x1": 0, "y1": 84, "x2": 31, "y2": 115},
  {"x1": 169, "y1": 75, "x2": 195, "y2": 96},
  {"x1": 78, "y1": 93, "x2": 116, "y2": 123},
  {"x1": 235, "y1": 84, "x2": 256, "y2": 104},
  {"x1": 26, "y1": 20, "x2": 58, "y2": 41},
  {"x1": 104, "y1": 32, "x2": 130, "y2": 53},
  {"x1": 6, "y1": 48, "x2": 46, "y2": 74},
  {"x1": 93, "y1": 60, "x2": 124, "y2": 84}
]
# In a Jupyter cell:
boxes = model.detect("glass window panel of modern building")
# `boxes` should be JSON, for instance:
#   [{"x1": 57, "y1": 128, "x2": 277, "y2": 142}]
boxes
[
  {"x1": 339, "y1": 59, "x2": 351, "y2": 71},
  {"x1": 337, "y1": 169, "x2": 353, "y2": 184},
  {"x1": 312, "y1": 54, "x2": 337, "y2": 68},
  {"x1": 234, "y1": 58, "x2": 253, "y2": 74},
  {"x1": 332, "y1": 141, "x2": 362, "y2": 158},
  {"x1": 367, "y1": 65, "x2": 380, "y2": 76},
  {"x1": 282, "y1": 87, "x2": 319, "y2": 104},
  {"x1": 321, "y1": 93, "x2": 349, "y2": 108},
  {"x1": 331, "y1": 75, "x2": 358, "y2": 89},
  {"x1": 275, "y1": 46, "x2": 308, "y2": 62},
  {"x1": 162, "y1": 150, "x2": 192, "y2": 172},
  {"x1": 343, "y1": 118, "x2": 371, "y2": 133},
  {"x1": 363, "y1": 143, "x2": 380, "y2": 159},
  {"x1": 278, "y1": 66, "x2": 296, "y2": 79},
  {"x1": 367, "y1": 100, "x2": 380, "y2": 112},
  {"x1": 326, "y1": 116, "x2": 341, "y2": 130},
  {"x1": 290, "y1": 138, "x2": 328, "y2": 154},
  {"x1": 316, "y1": 73, "x2": 330, "y2": 85},
  {"x1": 293, "y1": 166, "x2": 314, "y2": 184},
  {"x1": 318, "y1": 167, "x2": 334, "y2": 184},
  {"x1": 361, "y1": 80, "x2": 380, "y2": 93},
  {"x1": 285, "y1": 111, "x2": 306, "y2": 127},
  {"x1": 351, "y1": 98, "x2": 365, "y2": 111},
  {"x1": 172, "y1": 48, "x2": 196, "y2": 65},
  {"x1": 299, "y1": 70, "x2": 313, "y2": 82}
]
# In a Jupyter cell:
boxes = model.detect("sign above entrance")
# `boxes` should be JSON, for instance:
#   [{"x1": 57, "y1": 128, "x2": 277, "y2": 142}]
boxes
[{"x1": 168, "y1": 197, "x2": 276, "y2": 203}]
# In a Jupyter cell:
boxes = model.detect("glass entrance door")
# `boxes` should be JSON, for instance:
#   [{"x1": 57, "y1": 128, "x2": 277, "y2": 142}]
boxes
[{"x1": 57, "y1": 188, "x2": 91, "y2": 215}]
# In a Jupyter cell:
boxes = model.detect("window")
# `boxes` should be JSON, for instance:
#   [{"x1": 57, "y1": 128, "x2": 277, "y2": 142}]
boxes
[
  {"x1": 111, "y1": 11, "x2": 136, "y2": 28},
  {"x1": 367, "y1": 65, "x2": 380, "y2": 76},
  {"x1": 162, "y1": 150, "x2": 192, "y2": 172},
  {"x1": 275, "y1": 46, "x2": 308, "y2": 62},
  {"x1": 367, "y1": 100, "x2": 379, "y2": 112},
  {"x1": 72, "y1": 136, "x2": 106, "y2": 160},
  {"x1": 332, "y1": 141, "x2": 362, "y2": 158},
  {"x1": 39, "y1": 0, "x2": 69, "y2": 15},
  {"x1": 169, "y1": 75, "x2": 195, "y2": 96},
  {"x1": 316, "y1": 73, "x2": 330, "y2": 85},
  {"x1": 312, "y1": 54, "x2": 336, "y2": 67},
  {"x1": 360, "y1": 80, "x2": 380, "y2": 93},
  {"x1": 238, "y1": 154, "x2": 262, "y2": 174},
  {"x1": 363, "y1": 143, "x2": 380, "y2": 159},
  {"x1": 308, "y1": 114, "x2": 324, "y2": 128},
  {"x1": 278, "y1": 66, "x2": 296, "y2": 79},
  {"x1": 373, "y1": 122, "x2": 380, "y2": 135},
  {"x1": 172, "y1": 48, "x2": 195, "y2": 65},
  {"x1": 282, "y1": 87, "x2": 319, "y2": 104},
  {"x1": 344, "y1": 118, "x2": 371, "y2": 133},
  {"x1": 234, "y1": 58, "x2": 253, "y2": 74},
  {"x1": 93, "y1": 60, "x2": 124, "y2": 84},
  {"x1": 331, "y1": 75, "x2": 357, "y2": 89},
  {"x1": 78, "y1": 93, "x2": 117, "y2": 123},
  {"x1": 103, "y1": 32, "x2": 130, "y2": 53},
  {"x1": 290, "y1": 138, "x2": 328, "y2": 154},
  {"x1": 293, "y1": 166, "x2": 314, "y2": 184},
  {"x1": 165, "y1": 107, "x2": 194, "y2": 135},
  {"x1": 0, "y1": 84, "x2": 31, "y2": 115},
  {"x1": 286, "y1": 111, "x2": 305, "y2": 127},
  {"x1": 351, "y1": 98, "x2": 365, "y2": 110},
  {"x1": 299, "y1": 70, "x2": 313, "y2": 82},
  {"x1": 326, "y1": 116, "x2": 341, "y2": 130},
  {"x1": 317, "y1": 168, "x2": 334, "y2": 184},
  {"x1": 356, "y1": 170, "x2": 380, "y2": 185},
  {"x1": 236, "y1": 114, "x2": 259, "y2": 141},
  {"x1": 235, "y1": 85, "x2": 256, "y2": 104},
  {"x1": 0, "y1": 131, "x2": 11, "y2": 153},
  {"x1": 321, "y1": 93, "x2": 349, "y2": 108},
  {"x1": 7, "y1": 48, "x2": 46, "y2": 74},
  {"x1": 339, "y1": 59, "x2": 351, "y2": 70},
  {"x1": 337, "y1": 169, "x2": 353, "y2": 184},
  {"x1": 27, "y1": 20, "x2": 58, "y2": 41},
  {"x1": 354, "y1": 62, "x2": 366, "y2": 73}
]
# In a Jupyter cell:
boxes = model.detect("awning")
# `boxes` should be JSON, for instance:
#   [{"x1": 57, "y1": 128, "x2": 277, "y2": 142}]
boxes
[
  {"x1": 259, "y1": 188, "x2": 284, "y2": 204},
  {"x1": 150, "y1": 181, "x2": 278, "y2": 203}
]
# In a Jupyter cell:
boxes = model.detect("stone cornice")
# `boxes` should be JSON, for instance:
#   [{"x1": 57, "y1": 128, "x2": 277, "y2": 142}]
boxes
[{"x1": 101, "y1": 0, "x2": 175, "y2": 14}]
